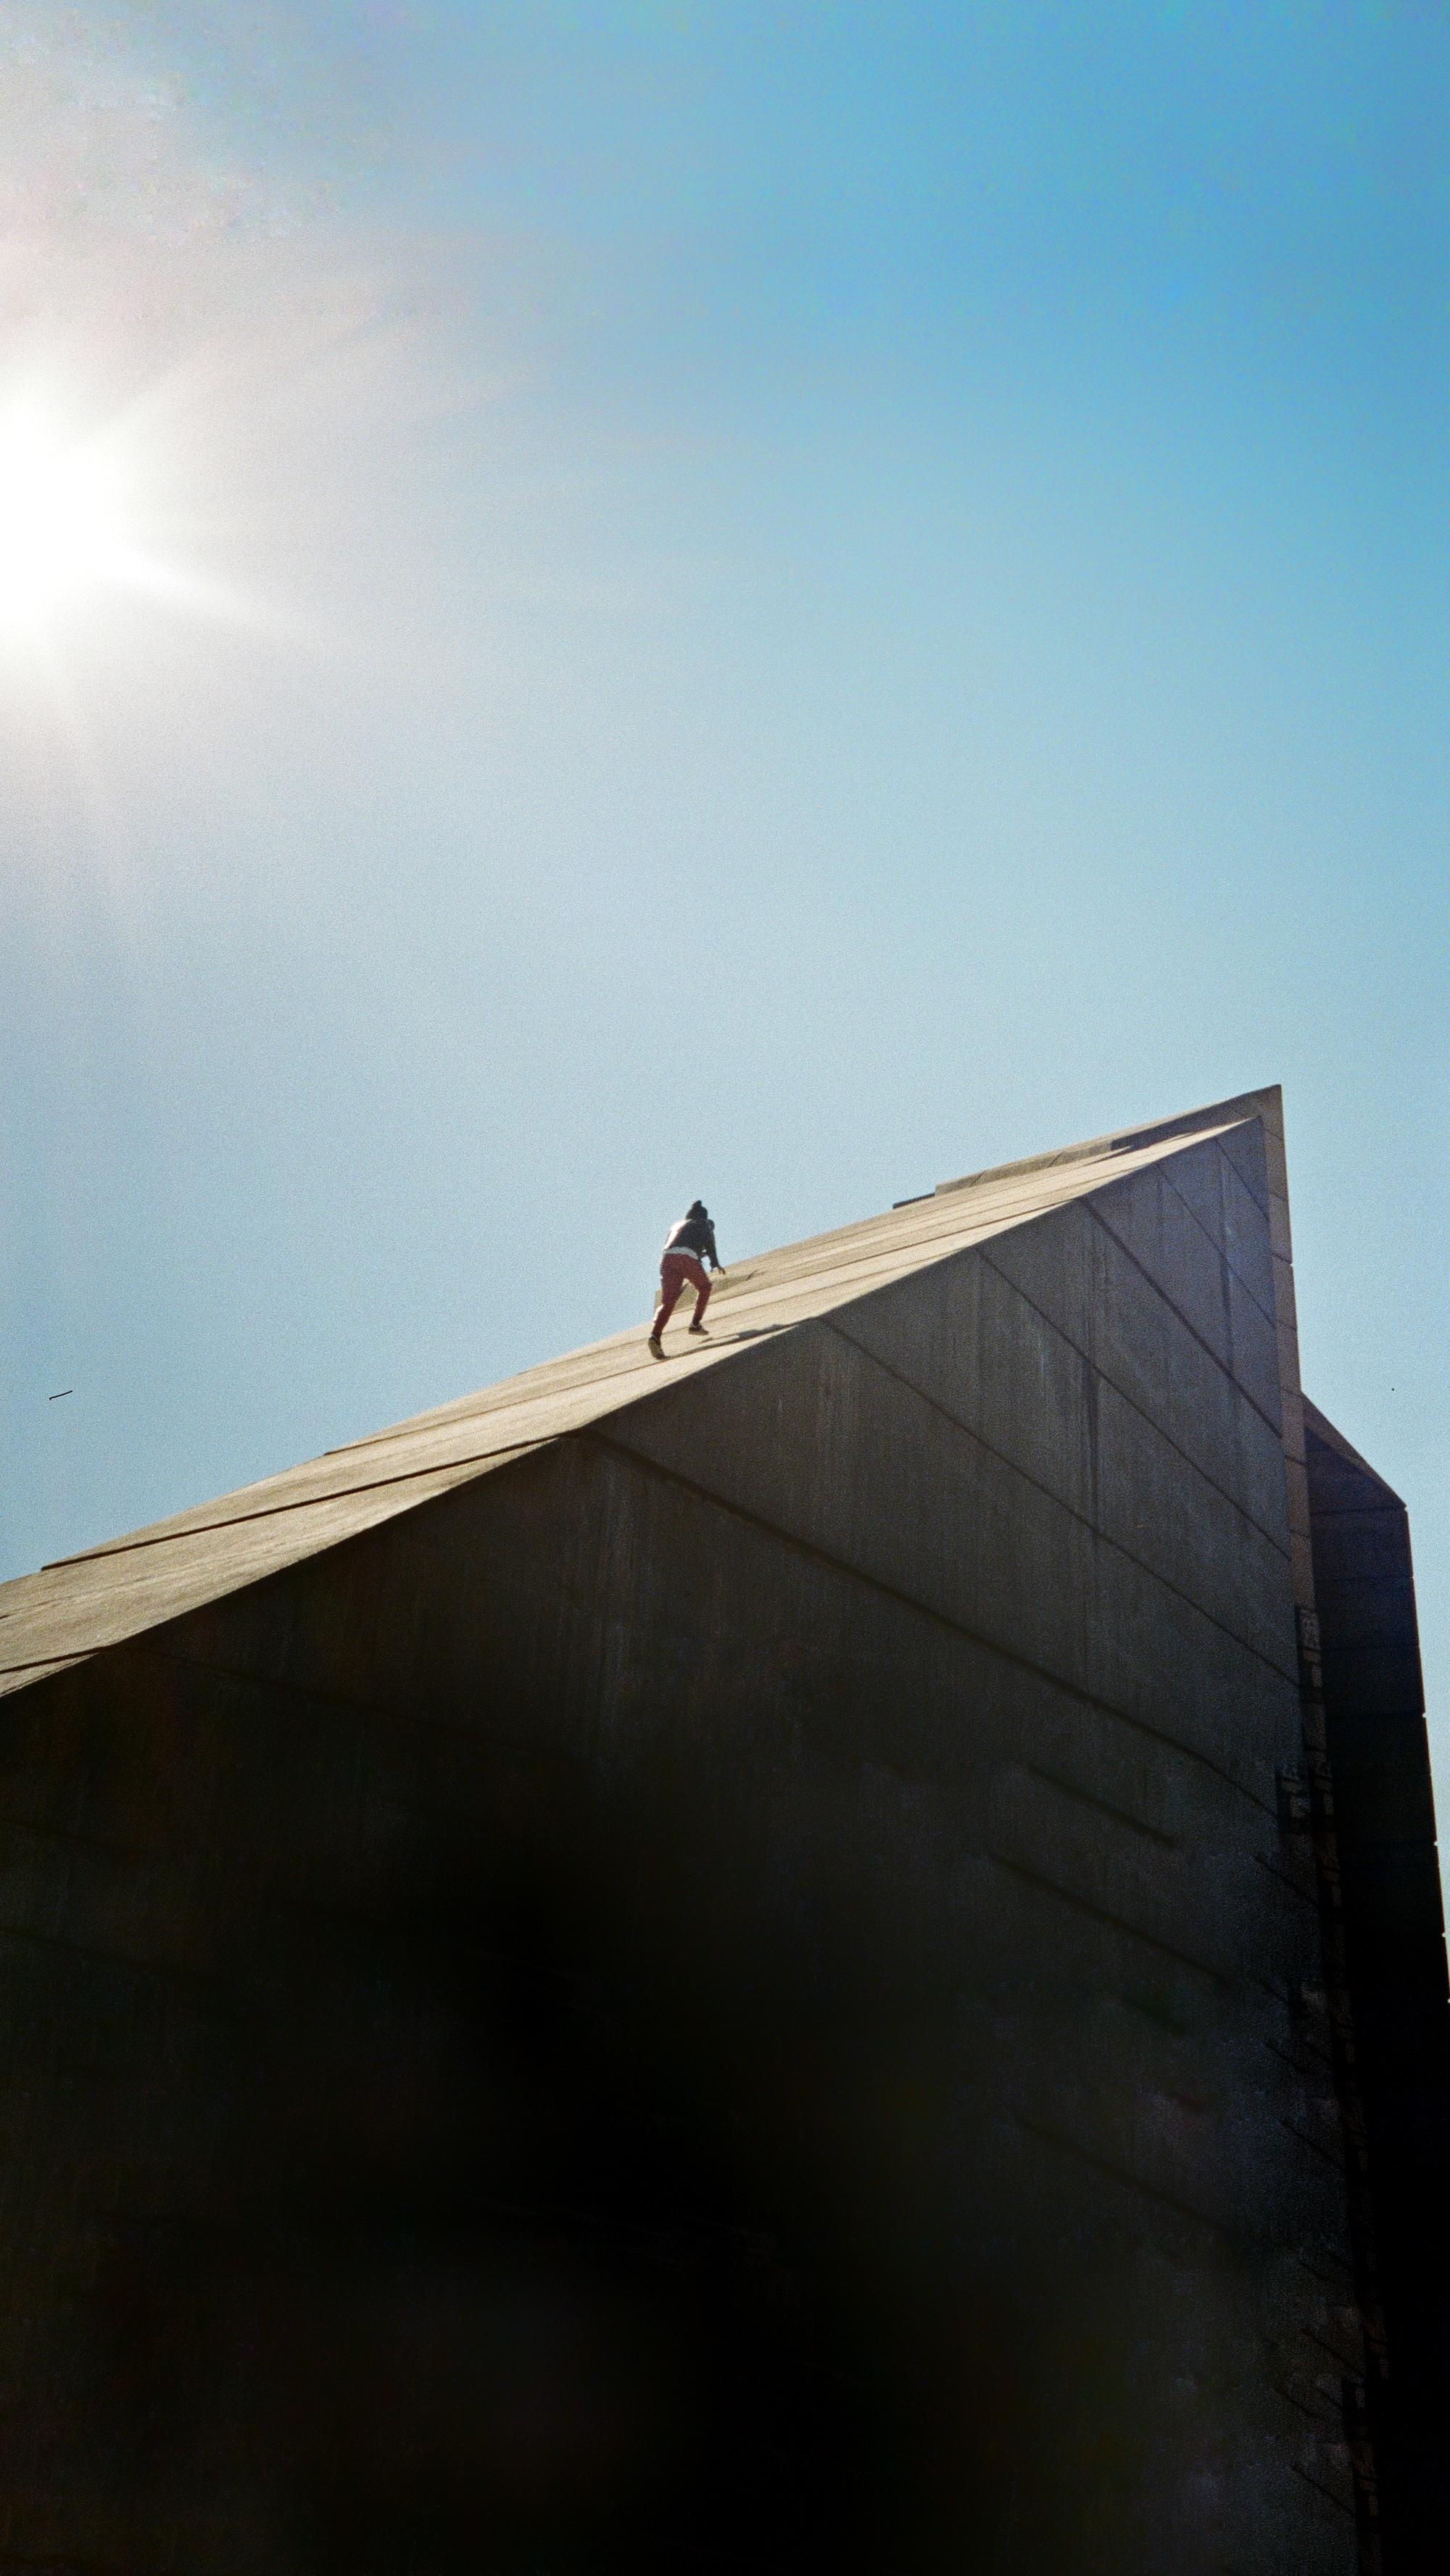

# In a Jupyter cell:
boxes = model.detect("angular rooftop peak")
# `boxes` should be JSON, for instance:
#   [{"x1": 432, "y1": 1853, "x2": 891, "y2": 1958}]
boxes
[
  {"x1": 0, "y1": 1089, "x2": 1281, "y2": 1699},
  {"x1": 933, "y1": 1084, "x2": 1283, "y2": 1197}
]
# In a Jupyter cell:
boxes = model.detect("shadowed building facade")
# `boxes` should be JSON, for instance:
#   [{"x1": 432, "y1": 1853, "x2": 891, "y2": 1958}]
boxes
[{"x1": 0, "y1": 1089, "x2": 1442, "y2": 2575}]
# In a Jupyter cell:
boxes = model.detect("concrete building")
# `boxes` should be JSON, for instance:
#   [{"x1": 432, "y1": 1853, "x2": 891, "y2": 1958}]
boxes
[{"x1": 0, "y1": 1087, "x2": 1442, "y2": 2575}]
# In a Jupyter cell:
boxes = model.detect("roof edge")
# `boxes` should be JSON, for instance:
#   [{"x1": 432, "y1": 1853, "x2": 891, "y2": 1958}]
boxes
[{"x1": 935, "y1": 1085, "x2": 1280, "y2": 1197}]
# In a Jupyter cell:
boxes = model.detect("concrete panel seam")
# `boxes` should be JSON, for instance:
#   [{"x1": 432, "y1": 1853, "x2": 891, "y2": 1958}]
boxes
[
  {"x1": 38, "y1": 1435, "x2": 551, "y2": 1573},
  {"x1": 985, "y1": 1848, "x2": 1232, "y2": 1986},
  {"x1": 1159, "y1": 1147, "x2": 1280, "y2": 1329},
  {"x1": 1085, "y1": 1204, "x2": 1285, "y2": 1443},
  {"x1": 1290, "y1": 2462, "x2": 1359, "y2": 2526},
  {"x1": 1024, "y1": 1761, "x2": 1178, "y2": 1848},
  {"x1": 1264, "y1": 2032, "x2": 1333, "y2": 2081},
  {"x1": 973, "y1": 1240, "x2": 1292, "y2": 1554},
  {"x1": 583, "y1": 1429, "x2": 1280, "y2": 1815},
  {"x1": 1287, "y1": 2123, "x2": 1349, "y2": 2178},
  {"x1": 1011, "y1": 2114, "x2": 1253, "y2": 2249},
  {"x1": 1255, "y1": 1853, "x2": 1322, "y2": 1913},
  {"x1": 0, "y1": 1652, "x2": 91, "y2": 1682},
  {"x1": 1089, "y1": 1145, "x2": 1277, "y2": 1336},
  {"x1": 1275, "y1": 2377, "x2": 1346, "y2": 2431},
  {"x1": 823, "y1": 1318, "x2": 1299, "y2": 1684}
]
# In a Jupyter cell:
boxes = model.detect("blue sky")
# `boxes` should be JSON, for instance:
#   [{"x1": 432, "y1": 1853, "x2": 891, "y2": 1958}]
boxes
[{"x1": 1, "y1": 2, "x2": 1446, "y2": 1771}]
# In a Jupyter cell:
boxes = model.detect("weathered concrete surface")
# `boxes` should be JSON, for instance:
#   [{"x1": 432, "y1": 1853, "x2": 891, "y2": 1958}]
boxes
[
  {"x1": 0, "y1": 1110, "x2": 1259, "y2": 1698},
  {"x1": 0, "y1": 1092, "x2": 1406, "y2": 2575}
]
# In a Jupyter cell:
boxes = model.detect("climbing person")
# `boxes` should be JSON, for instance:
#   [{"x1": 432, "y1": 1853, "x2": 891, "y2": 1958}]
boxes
[{"x1": 648, "y1": 1200, "x2": 724, "y2": 1354}]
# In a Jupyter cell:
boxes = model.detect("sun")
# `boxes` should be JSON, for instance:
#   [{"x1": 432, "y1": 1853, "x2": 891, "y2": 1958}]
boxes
[{"x1": 0, "y1": 403, "x2": 144, "y2": 633}]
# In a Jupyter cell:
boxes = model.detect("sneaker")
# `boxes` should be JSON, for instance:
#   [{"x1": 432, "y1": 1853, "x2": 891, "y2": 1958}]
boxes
[
  {"x1": 688, "y1": 1322, "x2": 709, "y2": 1336},
  {"x1": 647, "y1": 1333, "x2": 664, "y2": 1355}
]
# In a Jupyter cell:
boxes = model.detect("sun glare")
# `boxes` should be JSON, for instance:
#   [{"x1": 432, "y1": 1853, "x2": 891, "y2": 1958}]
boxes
[{"x1": 0, "y1": 404, "x2": 145, "y2": 633}]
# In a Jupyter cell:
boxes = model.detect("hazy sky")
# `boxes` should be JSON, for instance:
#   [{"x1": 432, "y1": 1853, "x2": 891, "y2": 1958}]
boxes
[{"x1": 1, "y1": 4, "x2": 1446, "y2": 1774}]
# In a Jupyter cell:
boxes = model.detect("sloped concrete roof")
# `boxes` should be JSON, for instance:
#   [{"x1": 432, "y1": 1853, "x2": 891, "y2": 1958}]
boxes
[{"x1": 0, "y1": 1090, "x2": 1277, "y2": 1700}]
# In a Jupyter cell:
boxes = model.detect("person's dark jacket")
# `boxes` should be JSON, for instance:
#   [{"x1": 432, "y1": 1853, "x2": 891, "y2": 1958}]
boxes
[{"x1": 663, "y1": 1212, "x2": 721, "y2": 1268}]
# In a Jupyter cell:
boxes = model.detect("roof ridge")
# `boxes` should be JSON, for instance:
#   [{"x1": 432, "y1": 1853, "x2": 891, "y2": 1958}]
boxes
[
  {"x1": 935, "y1": 1086, "x2": 1280, "y2": 1197},
  {"x1": 0, "y1": 1097, "x2": 1270, "y2": 1698}
]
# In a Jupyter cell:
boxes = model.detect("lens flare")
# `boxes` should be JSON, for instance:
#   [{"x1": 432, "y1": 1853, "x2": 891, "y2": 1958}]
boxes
[{"x1": 0, "y1": 404, "x2": 140, "y2": 631}]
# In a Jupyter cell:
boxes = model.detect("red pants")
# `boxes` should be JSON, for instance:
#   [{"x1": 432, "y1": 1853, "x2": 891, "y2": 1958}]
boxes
[{"x1": 652, "y1": 1252, "x2": 711, "y2": 1335}]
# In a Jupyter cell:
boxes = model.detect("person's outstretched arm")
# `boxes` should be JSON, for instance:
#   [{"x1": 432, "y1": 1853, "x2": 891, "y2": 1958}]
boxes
[{"x1": 706, "y1": 1221, "x2": 723, "y2": 1272}]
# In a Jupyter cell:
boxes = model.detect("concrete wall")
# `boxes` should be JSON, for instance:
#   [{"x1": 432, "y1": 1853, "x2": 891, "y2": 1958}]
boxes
[
  {"x1": 1307, "y1": 1406, "x2": 1450, "y2": 2572},
  {"x1": 0, "y1": 1126, "x2": 1362, "y2": 2575}
]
